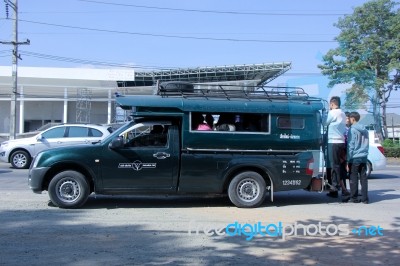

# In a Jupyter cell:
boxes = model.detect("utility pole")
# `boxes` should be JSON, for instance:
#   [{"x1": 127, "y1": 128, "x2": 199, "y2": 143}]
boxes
[{"x1": 1, "y1": 0, "x2": 30, "y2": 139}]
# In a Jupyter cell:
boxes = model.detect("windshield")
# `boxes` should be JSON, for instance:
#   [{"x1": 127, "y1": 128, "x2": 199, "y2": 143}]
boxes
[{"x1": 101, "y1": 121, "x2": 136, "y2": 143}]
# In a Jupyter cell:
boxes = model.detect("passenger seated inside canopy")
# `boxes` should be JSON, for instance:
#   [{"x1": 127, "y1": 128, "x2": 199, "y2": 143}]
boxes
[
  {"x1": 194, "y1": 113, "x2": 213, "y2": 131},
  {"x1": 216, "y1": 113, "x2": 236, "y2": 131}
]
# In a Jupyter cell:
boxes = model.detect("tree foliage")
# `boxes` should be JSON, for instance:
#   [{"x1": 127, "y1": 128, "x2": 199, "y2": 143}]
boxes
[
  {"x1": 318, "y1": 0, "x2": 400, "y2": 140},
  {"x1": 343, "y1": 84, "x2": 370, "y2": 110}
]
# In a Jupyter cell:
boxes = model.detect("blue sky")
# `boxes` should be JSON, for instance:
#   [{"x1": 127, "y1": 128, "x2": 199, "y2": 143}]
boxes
[{"x1": 0, "y1": 0, "x2": 399, "y2": 111}]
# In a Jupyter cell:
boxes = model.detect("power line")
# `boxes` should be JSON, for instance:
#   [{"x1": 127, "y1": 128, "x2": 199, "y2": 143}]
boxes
[
  {"x1": 19, "y1": 50, "x2": 180, "y2": 69},
  {"x1": 18, "y1": 31, "x2": 336, "y2": 37},
  {"x1": 18, "y1": 19, "x2": 335, "y2": 43},
  {"x1": 78, "y1": 0, "x2": 348, "y2": 16}
]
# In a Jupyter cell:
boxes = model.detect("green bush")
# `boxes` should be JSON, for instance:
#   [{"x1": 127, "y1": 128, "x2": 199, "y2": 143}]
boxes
[
  {"x1": 383, "y1": 139, "x2": 395, "y2": 148},
  {"x1": 384, "y1": 147, "x2": 400, "y2": 158}
]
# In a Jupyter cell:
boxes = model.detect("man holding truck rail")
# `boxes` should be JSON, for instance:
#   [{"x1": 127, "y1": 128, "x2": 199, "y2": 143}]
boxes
[{"x1": 325, "y1": 96, "x2": 347, "y2": 198}]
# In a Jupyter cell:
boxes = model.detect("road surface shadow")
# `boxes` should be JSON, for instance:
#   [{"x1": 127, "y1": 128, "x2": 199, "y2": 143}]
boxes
[
  {"x1": 0, "y1": 169, "x2": 13, "y2": 175},
  {"x1": 0, "y1": 208, "x2": 399, "y2": 265},
  {"x1": 69, "y1": 190, "x2": 342, "y2": 209},
  {"x1": 67, "y1": 187, "x2": 400, "y2": 209},
  {"x1": 369, "y1": 173, "x2": 399, "y2": 180},
  {"x1": 71, "y1": 194, "x2": 233, "y2": 209},
  {"x1": 367, "y1": 189, "x2": 400, "y2": 203}
]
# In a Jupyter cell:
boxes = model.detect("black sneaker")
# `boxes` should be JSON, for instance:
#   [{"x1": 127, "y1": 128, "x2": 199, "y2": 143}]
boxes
[
  {"x1": 342, "y1": 197, "x2": 350, "y2": 203},
  {"x1": 341, "y1": 191, "x2": 350, "y2": 197},
  {"x1": 342, "y1": 197, "x2": 360, "y2": 203},
  {"x1": 326, "y1": 191, "x2": 338, "y2": 198},
  {"x1": 361, "y1": 199, "x2": 369, "y2": 204},
  {"x1": 348, "y1": 198, "x2": 360, "y2": 203}
]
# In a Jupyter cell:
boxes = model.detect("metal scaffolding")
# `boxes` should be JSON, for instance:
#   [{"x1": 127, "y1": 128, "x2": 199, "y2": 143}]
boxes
[
  {"x1": 76, "y1": 88, "x2": 92, "y2": 123},
  {"x1": 119, "y1": 62, "x2": 292, "y2": 87}
]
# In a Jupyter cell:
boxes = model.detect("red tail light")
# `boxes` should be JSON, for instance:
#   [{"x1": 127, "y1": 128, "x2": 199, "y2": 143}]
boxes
[
  {"x1": 306, "y1": 158, "x2": 314, "y2": 176},
  {"x1": 377, "y1": 146, "x2": 385, "y2": 155}
]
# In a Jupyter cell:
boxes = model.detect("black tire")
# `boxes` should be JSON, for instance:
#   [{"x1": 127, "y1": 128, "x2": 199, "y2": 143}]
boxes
[
  {"x1": 10, "y1": 150, "x2": 31, "y2": 169},
  {"x1": 48, "y1": 171, "x2": 90, "y2": 209},
  {"x1": 366, "y1": 161, "x2": 372, "y2": 178},
  {"x1": 228, "y1": 171, "x2": 267, "y2": 208}
]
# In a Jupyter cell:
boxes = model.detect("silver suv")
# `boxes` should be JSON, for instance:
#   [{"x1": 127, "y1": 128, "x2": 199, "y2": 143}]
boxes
[{"x1": 0, "y1": 124, "x2": 112, "y2": 169}]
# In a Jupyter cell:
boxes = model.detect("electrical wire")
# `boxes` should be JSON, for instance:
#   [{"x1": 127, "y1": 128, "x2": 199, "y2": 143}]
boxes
[
  {"x1": 19, "y1": 50, "x2": 180, "y2": 69},
  {"x1": 18, "y1": 19, "x2": 335, "y2": 43},
  {"x1": 78, "y1": 0, "x2": 348, "y2": 16}
]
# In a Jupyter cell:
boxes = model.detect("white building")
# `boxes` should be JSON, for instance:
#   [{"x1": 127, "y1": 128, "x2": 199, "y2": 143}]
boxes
[
  {"x1": 0, "y1": 63, "x2": 291, "y2": 138},
  {"x1": 0, "y1": 66, "x2": 138, "y2": 137}
]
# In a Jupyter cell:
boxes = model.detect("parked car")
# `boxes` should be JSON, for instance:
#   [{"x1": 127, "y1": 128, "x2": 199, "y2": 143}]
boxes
[
  {"x1": 16, "y1": 123, "x2": 63, "y2": 139},
  {"x1": 367, "y1": 130, "x2": 386, "y2": 177},
  {"x1": 0, "y1": 124, "x2": 112, "y2": 169}
]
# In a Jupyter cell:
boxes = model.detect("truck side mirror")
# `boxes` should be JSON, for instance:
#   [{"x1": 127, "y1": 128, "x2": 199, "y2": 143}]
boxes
[{"x1": 109, "y1": 136, "x2": 124, "y2": 149}]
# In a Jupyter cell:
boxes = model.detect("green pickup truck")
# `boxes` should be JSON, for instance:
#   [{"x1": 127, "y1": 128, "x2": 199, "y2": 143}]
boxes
[{"x1": 29, "y1": 82, "x2": 326, "y2": 208}]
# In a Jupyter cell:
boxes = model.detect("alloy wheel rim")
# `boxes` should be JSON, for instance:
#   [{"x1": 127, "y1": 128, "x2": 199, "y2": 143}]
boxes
[{"x1": 13, "y1": 154, "x2": 27, "y2": 168}]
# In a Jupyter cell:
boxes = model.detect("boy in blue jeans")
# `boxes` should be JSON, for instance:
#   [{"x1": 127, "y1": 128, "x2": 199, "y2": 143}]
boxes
[{"x1": 344, "y1": 112, "x2": 369, "y2": 203}]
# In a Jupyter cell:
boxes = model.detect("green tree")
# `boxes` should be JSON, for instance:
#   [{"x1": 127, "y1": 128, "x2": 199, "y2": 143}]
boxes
[{"x1": 318, "y1": 0, "x2": 400, "y2": 140}]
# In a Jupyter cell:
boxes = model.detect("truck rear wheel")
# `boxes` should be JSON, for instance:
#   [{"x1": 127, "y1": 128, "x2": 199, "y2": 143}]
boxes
[
  {"x1": 48, "y1": 171, "x2": 90, "y2": 209},
  {"x1": 228, "y1": 171, "x2": 266, "y2": 208}
]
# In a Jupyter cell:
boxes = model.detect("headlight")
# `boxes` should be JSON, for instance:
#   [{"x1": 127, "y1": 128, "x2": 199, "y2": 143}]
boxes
[
  {"x1": 31, "y1": 152, "x2": 43, "y2": 169},
  {"x1": 0, "y1": 141, "x2": 9, "y2": 148}
]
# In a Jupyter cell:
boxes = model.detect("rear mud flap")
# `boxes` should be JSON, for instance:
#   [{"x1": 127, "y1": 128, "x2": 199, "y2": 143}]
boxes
[{"x1": 267, "y1": 184, "x2": 273, "y2": 202}]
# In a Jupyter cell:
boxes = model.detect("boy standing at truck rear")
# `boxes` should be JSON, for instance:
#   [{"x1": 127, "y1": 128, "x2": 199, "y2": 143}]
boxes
[{"x1": 344, "y1": 111, "x2": 369, "y2": 204}]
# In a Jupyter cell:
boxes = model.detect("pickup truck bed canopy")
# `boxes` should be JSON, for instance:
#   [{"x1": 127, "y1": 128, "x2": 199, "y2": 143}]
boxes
[
  {"x1": 116, "y1": 82, "x2": 325, "y2": 115},
  {"x1": 116, "y1": 95, "x2": 324, "y2": 115}
]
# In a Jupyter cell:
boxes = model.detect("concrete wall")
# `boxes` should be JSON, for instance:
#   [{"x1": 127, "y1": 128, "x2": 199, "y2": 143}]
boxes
[
  {"x1": 0, "y1": 101, "x2": 10, "y2": 133},
  {"x1": 25, "y1": 101, "x2": 64, "y2": 121}
]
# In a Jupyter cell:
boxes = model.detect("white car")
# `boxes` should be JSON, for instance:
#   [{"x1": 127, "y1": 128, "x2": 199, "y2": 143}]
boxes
[
  {"x1": 0, "y1": 124, "x2": 112, "y2": 169},
  {"x1": 367, "y1": 130, "x2": 386, "y2": 177}
]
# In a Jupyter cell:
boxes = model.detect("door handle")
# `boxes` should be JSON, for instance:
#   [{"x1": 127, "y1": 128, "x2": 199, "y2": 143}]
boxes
[{"x1": 153, "y1": 152, "x2": 170, "y2": 159}]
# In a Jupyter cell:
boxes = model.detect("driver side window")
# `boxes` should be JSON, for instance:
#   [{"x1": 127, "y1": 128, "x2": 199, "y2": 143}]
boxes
[
  {"x1": 42, "y1": 127, "x2": 66, "y2": 139},
  {"x1": 124, "y1": 124, "x2": 168, "y2": 148}
]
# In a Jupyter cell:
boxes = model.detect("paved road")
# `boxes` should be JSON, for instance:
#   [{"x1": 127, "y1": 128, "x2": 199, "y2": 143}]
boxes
[{"x1": 0, "y1": 162, "x2": 399, "y2": 265}]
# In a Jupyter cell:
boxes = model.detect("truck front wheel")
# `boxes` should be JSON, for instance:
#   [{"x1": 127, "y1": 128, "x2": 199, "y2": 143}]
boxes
[
  {"x1": 228, "y1": 171, "x2": 266, "y2": 208},
  {"x1": 48, "y1": 171, "x2": 90, "y2": 208}
]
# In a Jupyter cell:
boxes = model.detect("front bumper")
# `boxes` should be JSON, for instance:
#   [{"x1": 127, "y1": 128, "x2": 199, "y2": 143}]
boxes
[
  {"x1": 371, "y1": 157, "x2": 387, "y2": 171},
  {"x1": 0, "y1": 150, "x2": 8, "y2": 163},
  {"x1": 28, "y1": 166, "x2": 50, "y2": 193}
]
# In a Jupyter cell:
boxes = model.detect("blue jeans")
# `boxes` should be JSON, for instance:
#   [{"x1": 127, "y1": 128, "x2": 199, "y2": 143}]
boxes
[
  {"x1": 328, "y1": 143, "x2": 346, "y2": 190},
  {"x1": 348, "y1": 157, "x2": 368, "y2": 202}
]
